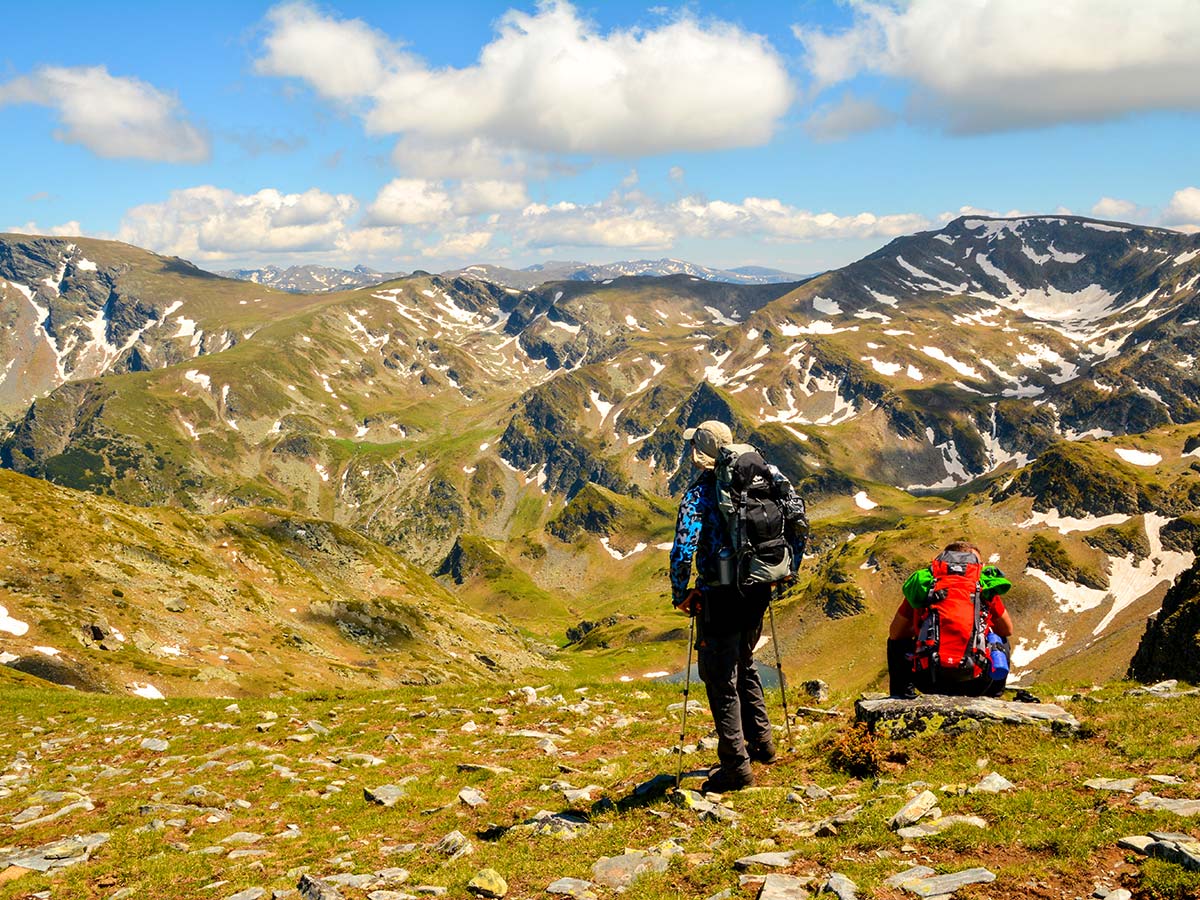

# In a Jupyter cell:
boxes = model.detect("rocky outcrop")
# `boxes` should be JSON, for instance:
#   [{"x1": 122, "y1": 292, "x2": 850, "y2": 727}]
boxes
[
  {"x1": 1128, "y1": 557, "x2": 1200, "y2": 684},
  {"x1": 855, "y1": 694, "x2": 1081, "y2": 737}
]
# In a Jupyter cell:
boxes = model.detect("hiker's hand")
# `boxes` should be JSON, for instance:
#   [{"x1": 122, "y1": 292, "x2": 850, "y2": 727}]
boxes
[{"x1": 674, "y1": 589, "x2": 702, "y2": 617}]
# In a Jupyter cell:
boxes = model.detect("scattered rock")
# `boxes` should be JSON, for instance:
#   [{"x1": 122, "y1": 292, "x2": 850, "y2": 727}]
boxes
[
  {"x1": 591, "y1": 851, "x2": 669, "y2": 889},
  {"x1": 885, "y1": 867, "x2": 935, "y2": 890},
  {"x1": 433, "y1": 831, "x2": 473, "y2": 860},
  {"x1": 820, "y1": 872, "x2": 857, "y2": 900},
  {"x1": 896, "y1": 815, "x2": 987, "y2": 840},
  {"x1": 971, "y1": 772, "x2": 1014, "y2": 793},
  {"x1": 141, "y1": 738, "x2": 169, "y2": 752},
  {"x1": 546, "y1": 877, "x2": 597, "y2": 900},
  {"x1": 758, "y1": 873, "x2": 812, "y2": 900},
  {"x1": 0, "y1": 833, "x2": 110, "y2": 873},
  {"x1": 734, "y1": 851, "x2": 796, "y2": 871},
  {"x1": 1117, "y1": 835, "x2": 1156, "y2": 854},
  {"x1": 515, "y1": 810, "x2": 593, "y2": 839},
  {"x1": 803, "y1": 680, "x2": 830, "y2": 703},
  {"x1": 456, "y1": 764, "x2": 512, "y2": 776},
  {"x1": 802, "y1": 785, "x2": 833, "y2": 800},
  {"x1": 364, "y1": 785, "x2": 407, "y2": 808},
  {"x1": 467, "y1": 868, "x2": 507, "y2": 898},
  {"x1": 221, "y1": 832, "x2": 264, "y2": 845},
  {"x1": 1133, "y1": 792, "x2": 1200, "y2": 816},
  {"x1": 895, "y1": 867, "x2": 996, "y2": 897},
  {"x1": 1148, "y1": 838, "x2": 1200, "y2": 871},
  {"x1": 673, "y1": 788, "x2": 739, "y2": 823},
  {"x1": 1085, "y1": 777, "x2": 1138, "y2": 793},
  {"x1": 856, "y1": 695, "x2": 1080, "y2": 737},
  {"x1": 225, "y1": 889, "x2": 266, "y2": 900},
  {"x1": 297, "y1": 874, "x2": 343, "y2": 900},
  {"x1": 458, "y1": 787, "x2": 486, "y2": 808},
  {"x1": 890, "y1": 791, "x2": 938, "y2": 829}
]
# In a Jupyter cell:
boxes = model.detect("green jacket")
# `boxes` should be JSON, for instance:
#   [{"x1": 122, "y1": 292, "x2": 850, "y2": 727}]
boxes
[{"x1": 902, "y1": 565, "x2": 1012, "y2": 609}]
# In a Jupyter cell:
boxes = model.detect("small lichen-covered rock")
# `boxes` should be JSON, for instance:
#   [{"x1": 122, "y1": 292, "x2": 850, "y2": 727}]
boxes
[{"x1": 467, "y1": 868, "x2": 507, "y2": 898}]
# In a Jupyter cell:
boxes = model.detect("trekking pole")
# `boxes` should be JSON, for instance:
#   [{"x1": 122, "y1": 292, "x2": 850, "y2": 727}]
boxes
[
  {"x1": 767, "y1": 585, "x2": 794, "y2": 749},
  {"x1": 675, "y1": 614, "x2": 696, "y2": 788}
]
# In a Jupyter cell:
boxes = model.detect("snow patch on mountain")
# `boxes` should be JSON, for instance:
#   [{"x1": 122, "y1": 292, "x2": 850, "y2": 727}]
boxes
[
  {"x1": 1010, "y1": 623, "x2": 1065, "y2": 667},
  {"x1": 1019, "y1": 508, "x2": 1130, "y2": 534},
  {"x1": 920, "y1": 346, "x2": 984, "y2": 380},
  {"x1": 853, "y1": 491, "x2": 878, "y2": 510},
  {"x1": 1114, "y1": 448, "x2": 1162, "y2": 466}
]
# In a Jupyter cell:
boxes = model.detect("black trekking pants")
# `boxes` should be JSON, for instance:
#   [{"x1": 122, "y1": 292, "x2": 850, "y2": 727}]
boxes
[{"x1": 697, "y1": 599, "x2": 772, "y2": 776}]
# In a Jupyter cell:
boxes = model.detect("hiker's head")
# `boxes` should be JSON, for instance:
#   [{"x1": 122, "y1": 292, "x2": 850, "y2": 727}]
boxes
[
  {"x1": 683, "y1": 420, "x2": 733, "y2": 469},
  {"x1": 943, "y1": 539, "x2": 982, "y2": 559}
]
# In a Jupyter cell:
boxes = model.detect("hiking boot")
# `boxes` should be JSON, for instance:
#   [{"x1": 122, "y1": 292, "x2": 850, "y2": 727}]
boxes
[
  {"x1": 748, "y1": 742, "x2": 777, "y2": 765},
  {"x1": 701, "y1": 766, "x2": 754, "y2": 794}
]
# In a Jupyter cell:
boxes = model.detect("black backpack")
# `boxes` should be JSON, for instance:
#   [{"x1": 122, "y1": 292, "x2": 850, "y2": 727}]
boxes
[{"x1": 714, "y1": 443, "x2": 808, "y2": 589}]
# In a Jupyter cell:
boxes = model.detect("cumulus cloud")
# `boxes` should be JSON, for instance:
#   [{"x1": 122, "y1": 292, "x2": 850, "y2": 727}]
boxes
[
  {"x1": 116, "y1": 186, "x2": 357, "y2": 259},
  {"x1": 1091, "y1": 197, "x2": 1141, "y2": 220},
  {"x1": 255, "y1": 1, "x2": 395, "y2": 99},
  {"x1": 365, "y1": 179, "x2": 453, "y2": 226},
  {"x1": 516, "y1": 192, "x2": 929, "y2": 250},
  {"x1": 795, "y1": 0, "x2": 1200, "y2": 133},
  {"x1": 258, "y1": 1, "x2": 793, "y2": 157},
  {"x1": 422, "y1": 230, "x2": 494, "y2": 259},
  {"x1": 1163, "y1": 187, "x2": 1200, "y2": 232},
  {"x1": 804, "y1": 93, "x2": 895, "y2": 141},
  {"x1": 7, "y1": 220, "x2": 84, "y2": 237},
  {"x1": 0, "y1": 65, "x2": 209, "y2": 162}
]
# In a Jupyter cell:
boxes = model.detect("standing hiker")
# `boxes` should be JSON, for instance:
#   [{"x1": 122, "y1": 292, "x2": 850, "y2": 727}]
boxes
[
  {"x1": 669, "y1": 420, "x2": 806, "y2": 792},
  {"x1": 886, "y1": 540, "x2": 1014, "y2": 699}
]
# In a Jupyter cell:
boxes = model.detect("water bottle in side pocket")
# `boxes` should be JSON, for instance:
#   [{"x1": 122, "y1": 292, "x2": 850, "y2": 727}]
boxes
[{"x1": 987, "y1": 633, "x2": 1009, "y2": 680}]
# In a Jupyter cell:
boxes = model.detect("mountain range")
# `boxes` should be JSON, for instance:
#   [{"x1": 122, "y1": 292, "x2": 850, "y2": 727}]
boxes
[
  {"x1": 0, "y1": 214, "x2": 1197, "y2": 698},
  {"x1": 217, "y1": 257, "x2": 807, "y2": 294}
]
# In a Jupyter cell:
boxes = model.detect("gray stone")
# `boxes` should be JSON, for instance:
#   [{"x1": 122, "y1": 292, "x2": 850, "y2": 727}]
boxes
[
  {"x1": 803, "y1": 680, "x2": 830, "y2": 703},
  {"x1": 1149, "y1": 830, "x2": 1198, "y2": 842},
  {"x1": 673, "y1": 788, "x2": 739, "y2": 823},
  {"x1": 366, "y1": 893, "x2": 416, "y2": 900},
  {"x1": 758, "y1": 873, "x2": 812, "y2": 900},
  {"x1": 803, "y1": 785, "x2": 833, "y2": 800},
  {"x1": 856, "y1": 695, "x2": 1080, "y2": 736},
  {"x1": 338, "y1": 753, "x2": 384, "y2": 767},
  {"x1": 591, "y1": 851, "x2": 669, "y2": 889},
  {"x1": 1117, "y1": 835, "x2": 1155, "y2": 854},
  {"x1": 225, "y1": 890, "x2": 267, "y2": 900},
  {"x1": 467, "y1": 869, "x2": 507, "y2": 898},
  {"x1": 899, "y1": 868, "x2": 996, "y2": 898},
  {"x1": 164, "y1": 597, "x2": 188, "y2": 613},
  {"x1": 1133, "y1": 792, "x2": 1200, "y2": 816},
  {"x1": 141, "y1": 738, "x2": 169, "y2": 752},
  {"x1": 456, "y1": 764, "x2": 512, "y2": 776},
  {"x1": 228, "y1": 849, "x2": 270, "y2": 861},
  {"x1": 11, "y1": 805, "x2": 45, "y2": 823},
  {"x1": 222, "y1": 832, "x2": 264, "y2": 845},
  {"x1": 307, "y1": 720, "x2": 331, "y2": 736},
  {"x1": 890, "y1": 791, "x2": 938, "y2": 829},
  {"x1": 546, "y1": 877, "x2": 597, "y2": 900},
  {"x1": 734, "y1": 851, "x2": 796, "y2": 871},
  {"x1": 1150, "y1": 775, "x2": 1186, "y2": 785},
  {"x1": 297, "y1": 875, "x2": 343, "y2": 900},
  {"x1": 1105, "y1": 891, "x2": 1132, "y2": 900},
  {"x1": 1148, "y1": 840, "x2": 1200, "y2": 872},
  {"x1": 458, "y1": 788, "x2": 486, "y2": 808},
  {"x1": 364, "y1": 785, "x2": 407, "y2": 808},
  {"x1": 433, "y1": 831, "x2": 472, "y2": 860},
  {"x1": 325, "y1": 875, "x2": 378, "y2": 889},
  {"x1": 971, "y1": 772, "x2": 1014, "y2": 793},
  {"x1": 896, "y1": 815, "x2": 987, "y2": 839},
  {"x1": 518, "y1": 810, "x2": 592, "y2": 839},
  {"x1": 1085, "y1": 777, "x2": 1138, "y2": 793},
  {"x1": 820, "y1": 873, "x2": 857, "y2": 900},
  {"x1": 885, "y1": 867, "x2": 935, "y2": 890}
]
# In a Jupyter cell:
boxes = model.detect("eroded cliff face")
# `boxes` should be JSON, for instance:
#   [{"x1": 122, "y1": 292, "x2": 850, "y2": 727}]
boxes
[{"x1": 1129, "y1": 556, "x2": 1200, "y2": 684}]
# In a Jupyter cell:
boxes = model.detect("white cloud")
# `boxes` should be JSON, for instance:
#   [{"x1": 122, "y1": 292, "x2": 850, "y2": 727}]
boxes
[
  {"x1": 804, "y1": 93, "x2": 895, "y2": 141},
  {"x1": 668, "y1": 165, "x2": 685, "y2": 182},
  {"x1": 0, "y1": 65, "x2": 208, "y2": 162},
  {"x1": 454, "y1": 179, "x2": 528, "y2": 215},
  {"x1": 259, "y1": 1, "x2": 793, "y2": 156},
  {"x1": 365, "y1": 179, "x2": 453, "y2": 226},
  {"x1": 422, "y1": 230, "x2": 493, "y2": 259},
  {"x1": 255, "y1": 1, "x2": 396, "y2": 99},
  {"x1": 1163, "y1": 187, "x2": 1200, "y2": 228},
  {"x1": 6, "y1": 220, "x2": 84, "y2": 237},
  {"x1": 116, "y1": 186, "x2": 357, "y2": 259},
  {"x1": 796, "y1": 0, "x2": 1200, "y2": 133},
  {"x1": 1091, "y1": 197, "x2": 1140, "y2": 220},
  {"x1": 516, "y1": 191, "x2": 929, "y2": 250}
]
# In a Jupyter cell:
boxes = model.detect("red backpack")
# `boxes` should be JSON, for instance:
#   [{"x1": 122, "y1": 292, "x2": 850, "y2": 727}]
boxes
[{"x1": 912, "y1": 549, "x2": 990, "y2": 682}]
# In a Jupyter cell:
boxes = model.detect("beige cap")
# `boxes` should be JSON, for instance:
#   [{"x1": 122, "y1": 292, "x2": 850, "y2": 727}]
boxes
[{"x1": 683, "y1": 420, "x2": 733, "y2": 468}]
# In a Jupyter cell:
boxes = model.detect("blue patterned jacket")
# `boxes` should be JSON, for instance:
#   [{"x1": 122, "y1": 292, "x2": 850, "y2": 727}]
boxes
[{"x1": 669, "y1": 470, "x2": 729, "y2": 604}]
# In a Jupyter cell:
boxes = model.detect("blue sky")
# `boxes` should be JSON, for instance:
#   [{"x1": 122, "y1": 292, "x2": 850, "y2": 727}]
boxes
[{"x1": 2, "y1": 0, "x2": 1198, "y2": 273}]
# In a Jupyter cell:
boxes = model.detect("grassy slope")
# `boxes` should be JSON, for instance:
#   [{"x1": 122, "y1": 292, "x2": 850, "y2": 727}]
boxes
[
  {"x1": 0, "y1": 469, "x2": 549, "y2": 697},
  {"x1": 1, "y1": 677, "x2": 1198, "y2": 900}
]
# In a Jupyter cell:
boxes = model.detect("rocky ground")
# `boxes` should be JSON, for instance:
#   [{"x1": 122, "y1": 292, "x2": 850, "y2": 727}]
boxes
[{"x1": 1, "y1": 674, "x2": 1200, "y2": 900}]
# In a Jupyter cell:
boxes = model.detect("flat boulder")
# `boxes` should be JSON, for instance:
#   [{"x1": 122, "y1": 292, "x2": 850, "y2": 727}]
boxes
[{"x1": 855, "y1": 694, "x2": 1080, "y2": 737}]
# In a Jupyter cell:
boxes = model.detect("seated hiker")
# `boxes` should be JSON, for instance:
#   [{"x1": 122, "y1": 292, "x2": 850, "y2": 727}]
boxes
[{"x1": 886, "y1": 540, "x2": 1014, "y2": 699}]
